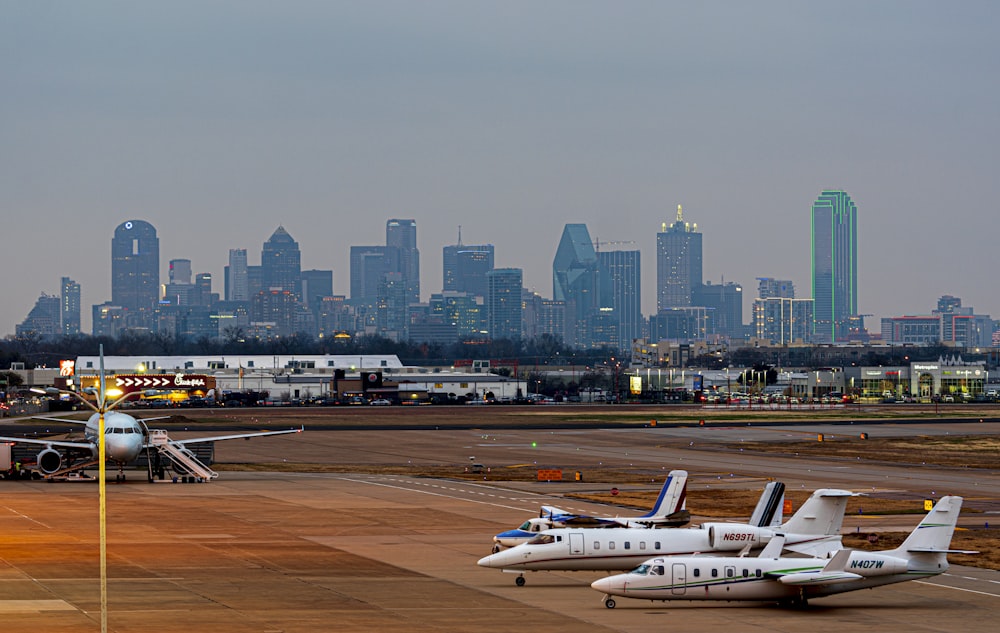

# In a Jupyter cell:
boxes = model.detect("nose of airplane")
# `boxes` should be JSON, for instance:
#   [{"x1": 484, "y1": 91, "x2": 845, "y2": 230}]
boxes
[
  {"x1": 477, "y1": 554, "x2": 497, "y2": 568},
  {"x1": 591, "y1": 576, "x2": 619, "y2": 594},
  {"x1": 105, "y1": 434, "x2": 141, "y2": 461}
]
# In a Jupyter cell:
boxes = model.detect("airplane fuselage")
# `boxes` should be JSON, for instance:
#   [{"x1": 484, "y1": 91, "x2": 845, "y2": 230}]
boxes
[
  {"x1": 591, "y1": 551, "x2": 941, "y2": 603},
  {"x1": 83, "y1": 411, "x2": 146, "y2": 464},
  {"x1": 477, "y1": 525, "x2": 840, "y2": 572}
]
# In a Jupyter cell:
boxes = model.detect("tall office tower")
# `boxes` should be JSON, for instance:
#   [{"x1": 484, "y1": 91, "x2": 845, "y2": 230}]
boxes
[
  {"x1": 227, "y1": 249, "x2": 250, "y2": 301},
  {"x1": 261, "y1": 226, "x2": 302, "y2": 297},
  {"x1": 656, "y1": 205, "x2": 702, "y2": 310},
  {"x1": 350, "y1": 245, "x2": 388, "y2": 306},
  {"x1": 937, "y1": 295, "x2": 962, "y2": 313},
  {"x1": 553, "y1": 224, "x2": 609, "y2": 348},
  {"x1": 169, "y1": 259, "x2": 192, "y2": 284},
  {"x1": 111, "y1": 219, "x2": 159, "y2": 313},
  {"x1": 164, "y1": 259, "x2": 193, "y2": 305},
  {"x1": 386, "y1": 219, "x2": 420, "y2": 304},
  {"x1": 60, "y1": 276, "x2": 81, "y2": 335},
  {"x1": 443, "y1": 231, "x2": 495, "y2": 297},
  {"x1": 811, "y1": 190, "x2": 858, "y2": 343},
  {"x1": 16, "y1": 294, "x2": 61, "y2": 337},
  {"x1": 195, "y1": 272, "x2": 214, "y2": 306},
  {"x1": 376, "y1": 271, "x2": 409, "y2": 341},
  {"x1": 753, "y1": 297, "x2": 814, "y2": 344},
  {"x1": 427, "y1": 291, "x2": 485, "y2": 338},
  {"x1": 487, "y1": 268, "x2": 523, "y2": 340},
  {"x1": 599, "y1": 249, "x2": 641, "y2": 350},
  {"x1": 251, "y1": 289, "x2": 298, "y2": 337},
  {"x1": 693, "y1": 281, "x2": 744, "y2": 340},
  {"x1": 756, "y1": 278, "x2": 795, "y2": 299},
  {"x1": 301, "y1": 269, "x2": 334, "y2": 309}
]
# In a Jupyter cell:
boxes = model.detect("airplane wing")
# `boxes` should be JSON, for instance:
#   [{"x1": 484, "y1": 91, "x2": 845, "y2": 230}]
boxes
[
  {"x1": 32, "y1": 416, "x2": 89, "y2": 425},
  {"x1": 783, "y1": 535, "x2": 844, "y2": 558},
  {"x1": 153, "y1": 426, "x2": 303, "y2": 447},
  {"x1": 774, "y1": 549, "x2": 861, "y2": 586},
  {"x1": 633, "y1": 509, "x2": 691, "y2": 527},
  {"x1": 0, "y1": 435, "x2": 93, "y2": 451},
  {"x1": 540, "y1": 505, "x2": 569, "y2": 518}
]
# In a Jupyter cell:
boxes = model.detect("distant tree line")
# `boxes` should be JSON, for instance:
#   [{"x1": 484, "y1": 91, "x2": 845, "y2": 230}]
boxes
[{"x1": 2, "y1": 330, "x2": 992, "y2": 373}]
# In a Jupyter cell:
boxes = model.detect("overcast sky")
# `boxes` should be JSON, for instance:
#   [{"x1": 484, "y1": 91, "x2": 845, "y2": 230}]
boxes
[{"x1": 3, "y1": 1, "x2": 998, "y2": 339}]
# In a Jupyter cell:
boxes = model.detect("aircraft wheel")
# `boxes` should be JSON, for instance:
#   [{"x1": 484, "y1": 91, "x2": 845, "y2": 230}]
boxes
[
  {"x1": 492, "y1": 544, "x2": 500, "y2": 554},
  {"x1": 515, "y1": 576, "x2": 525, "y2": 587},
  {"x1": 605, "y1": 598, "x2": 616, "y2": 609}
]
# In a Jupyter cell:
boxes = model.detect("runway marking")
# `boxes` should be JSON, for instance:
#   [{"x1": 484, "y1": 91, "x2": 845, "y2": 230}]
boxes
[
  {"x1": 0, "y1": 600, "x2": 76, "y2": 613},
  {"x1": 0, "y1": 505, "x2": 50, "y2": 528},
  {"x1": 340, "y1": 477, "x2": 534, "y2": 512},
  {"x1": 915, "y1": 580, "x2": 1000, "y2": 598},
  {"x1": 942, "y1": 573, "x2": 1000, "y2": 586}
]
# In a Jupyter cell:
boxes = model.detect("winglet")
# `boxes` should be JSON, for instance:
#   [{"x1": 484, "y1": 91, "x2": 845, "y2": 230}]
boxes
[{"x1": 758, "y1": 533, "x2": 786, "y2": 559}]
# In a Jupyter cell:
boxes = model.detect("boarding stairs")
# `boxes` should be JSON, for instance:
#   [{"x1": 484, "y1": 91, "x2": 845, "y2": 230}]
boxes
[{"x1": 148, "y1": 429, "x2": 218, "y2": 481}]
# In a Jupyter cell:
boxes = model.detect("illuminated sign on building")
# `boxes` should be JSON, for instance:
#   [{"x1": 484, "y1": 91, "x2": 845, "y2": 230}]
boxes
[{"x1": 59, "y1": 360, "x2": 75, "y2": 377}]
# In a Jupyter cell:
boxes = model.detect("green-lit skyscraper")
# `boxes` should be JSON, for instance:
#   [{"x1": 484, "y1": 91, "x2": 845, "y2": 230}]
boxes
[{"x1": 811, "y1": 190, "x2": 858, "y2": 342}]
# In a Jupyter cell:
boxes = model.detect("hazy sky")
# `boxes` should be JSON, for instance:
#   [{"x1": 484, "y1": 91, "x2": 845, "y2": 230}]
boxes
[{"x1": 3, "y1": 1, "x2": 999, "y2": 338}]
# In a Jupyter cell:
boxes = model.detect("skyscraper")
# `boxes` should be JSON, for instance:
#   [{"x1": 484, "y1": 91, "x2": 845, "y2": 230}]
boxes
[
  {"x1": 598, "y1": 250, "x2": 641, "y2": 350},
  {"x1": 349, "y1": 245, "x2": 388, "y2": 306},
  {"x1": 60, "y1": 276, "x2": 81, "y2": 335},
  {"x1": 656, "y1": 205, "x2": 702, "y2": 310},
  {"x1": 487, "y1": 268, "x2": 523, "y2": 340},
  {"x1": 261, "y1": 226, "x2": 302, "y2": 297},
  {"x1": 811, "y1": 190, "x2": 858, "y2": 343},
  {"x1": 16, "y1": 294, "x2": 61, "y2": 337},
  {"x1": 443, "y1": 239, "x2": 494, "y2": 297},
  {"x1": 301, "y1": 269, "x2": 334, "y2": 309},
  {"x1": 386, "y1": 219, "x2": 420, "y2": 305},
  {"x1": 111, "y1": 219, "x2": 159, "y2": 314},
  {"x1": 553, "y1": 224, "x2": 608, "y2": 348},
  {"x1": 226, "y1": 248, "x2": 249, "y2": 302}
]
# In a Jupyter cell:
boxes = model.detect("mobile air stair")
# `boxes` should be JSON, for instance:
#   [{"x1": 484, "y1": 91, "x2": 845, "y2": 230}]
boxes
[{"x1": 148, "y1": 429, "x2": 219, "y2": 482}]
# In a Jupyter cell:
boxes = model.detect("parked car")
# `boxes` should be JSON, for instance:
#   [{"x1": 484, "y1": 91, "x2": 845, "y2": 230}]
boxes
[{"x1": 369, "y1": 398, "x2": 392, "y2": 406}]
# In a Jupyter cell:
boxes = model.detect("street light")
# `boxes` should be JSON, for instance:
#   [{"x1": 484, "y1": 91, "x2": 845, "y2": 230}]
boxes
[{"x1": 31, "y1": 345, "x2": 148, "y2": 633}]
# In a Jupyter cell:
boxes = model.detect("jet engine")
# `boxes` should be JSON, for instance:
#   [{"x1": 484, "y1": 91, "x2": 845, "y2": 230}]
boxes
[
  {"x1": 705, "y1": 524, "x2": 770, "y2": 550},
  {"x1": 37, "y1": 448, "x2": 64, "y2": 474}
]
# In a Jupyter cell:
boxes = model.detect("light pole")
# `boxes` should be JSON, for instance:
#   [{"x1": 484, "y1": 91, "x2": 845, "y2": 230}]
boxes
[{"x1": 32, "y1": 346, "x2": 147, "y2": 633}]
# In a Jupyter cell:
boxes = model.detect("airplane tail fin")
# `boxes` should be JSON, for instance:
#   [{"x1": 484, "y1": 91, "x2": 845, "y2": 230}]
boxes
[
  {"x1": 781, "y1": 488, "x2": 852, "y2": 535},
  {"x1": 749, "y1": 481, "x2": 786, "y2": 527},
  {"x1": 887, "y1": 496, "x2": 970, "y2": 559},
  {"x1": 639, "y1": 469, "x2": 688, "y2": 519}
]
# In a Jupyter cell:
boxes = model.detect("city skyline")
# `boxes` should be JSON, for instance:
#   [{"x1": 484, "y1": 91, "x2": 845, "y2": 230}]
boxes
[{"x1": 3, "y1": 3, "x2": 999, "y2": 337}]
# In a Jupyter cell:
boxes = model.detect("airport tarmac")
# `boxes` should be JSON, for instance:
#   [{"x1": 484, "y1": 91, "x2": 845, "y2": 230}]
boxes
[{"x1": 2, "y1": 422, "x2": 999, "y2": 632}]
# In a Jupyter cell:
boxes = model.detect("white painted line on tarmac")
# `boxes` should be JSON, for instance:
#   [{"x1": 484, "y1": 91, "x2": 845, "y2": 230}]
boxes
[
  {"x1": 340, "y1": 476, "x2": 534, "y2": 512},
  {"x1": 914, "y1": 580, "x2": 1000, "y2": 598}
]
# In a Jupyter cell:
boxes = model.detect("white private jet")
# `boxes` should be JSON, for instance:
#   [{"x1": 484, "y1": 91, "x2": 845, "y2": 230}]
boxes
[
  {"x1": 491, "y1": 470, "x2": 696, "y2": 550},
  {"x1": 592, "y1": 495, "x2": 974, "y2": 608},
  {"x1": 477, "y1": 488, "x2": 851, "y2": 585},
  {"x1": 0, "y1": 409, "x2": 302, "y2": 483},
  {"x1": 492, "y1": 476, "x2": 787, "y2": 551}
]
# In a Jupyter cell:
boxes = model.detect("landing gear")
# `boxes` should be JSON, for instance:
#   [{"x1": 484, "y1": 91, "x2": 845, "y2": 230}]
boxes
[
  {"x1": 492, "y1": 544, "x2": 501, "y2": 554},
  {"x1": 515, "y1": 575, "x2": 526, "y2": 587},
  {"x1": 604, "y1": 597, "x2": 616, "y2": 609}
]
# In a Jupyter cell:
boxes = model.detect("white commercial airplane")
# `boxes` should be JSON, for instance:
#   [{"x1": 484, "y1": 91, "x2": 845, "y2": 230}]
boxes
[
  {"x1": 491, "y1": 470, "x2": 696, "y2": 550},
  {"x1": 478, "y1": 488, "x2": 851, "y2": 585},
  {"x1": 592, "y1": 495, "x2": 973, "y2": 608},
  {"x1": 0, "y1": 410, "x2": 302, "y2": 482}
]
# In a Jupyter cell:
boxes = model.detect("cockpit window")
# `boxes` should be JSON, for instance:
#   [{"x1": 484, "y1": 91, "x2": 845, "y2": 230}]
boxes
[
  {"x1": 527, "y1": 534, "x2": 556, "y2": 545},
  {"x1": 653, "y1": 565, "x2": 664, "y2": 576},
  {"x1": 632, "y1": 564, "x2": 651, "y2": 575},
  {"x1": 518, "y1": 521, "x2": 532, "y2": 531}
]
